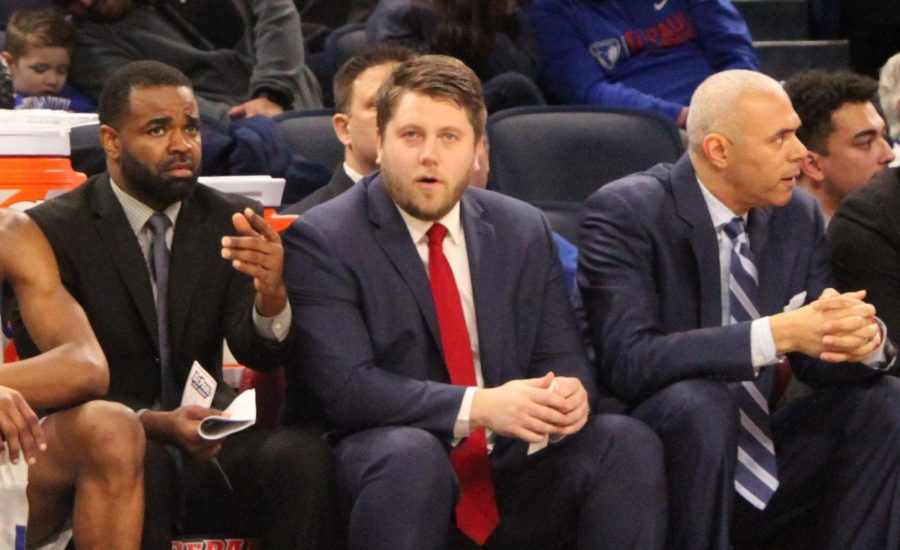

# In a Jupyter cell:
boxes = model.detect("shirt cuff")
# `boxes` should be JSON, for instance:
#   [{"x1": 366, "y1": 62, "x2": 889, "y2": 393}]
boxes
[
  {"x1": 252, "y1": 303, "x2": 291, "y2": 342},
  {"x1": 752, "y1": 316, "x2": 781, "y2": 375},
  {"x1": 861, "y1": 317, "x2": 890, "y2": 369},
  {"x1": 253, "y1": 87, "x2": 292, "y2": 110},
  {"x1": 453, "y1": 386, "x2": 478, "y2": 440}
]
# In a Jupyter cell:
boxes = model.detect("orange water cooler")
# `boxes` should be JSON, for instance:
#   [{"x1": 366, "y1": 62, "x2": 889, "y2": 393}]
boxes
[
  {"x1": 0, "y1": 110, "x2": 96, "y2": 362},
  {"x1": 0, "y1": 156, "x2": 86, "y2": 210}
]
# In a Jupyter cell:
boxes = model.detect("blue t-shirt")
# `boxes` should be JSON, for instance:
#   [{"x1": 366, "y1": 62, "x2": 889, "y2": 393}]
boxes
[
  {"x1": 14, "y1": 82, "x2": 96, "y2": 113},
  {"x1": 527, "y1": 0, "x2": 759, "y2": 120}
]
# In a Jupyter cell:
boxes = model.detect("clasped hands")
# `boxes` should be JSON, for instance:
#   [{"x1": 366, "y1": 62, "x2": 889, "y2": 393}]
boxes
[
  {"x1": 470, "y1": 372, "x2": 590, "y2": 444},
  {"x1": 221, "y1": 208, "x2": 288, "y2": 317},
  {"x1": 771, "y1": 288, "x2": 881, "y2": 363}
]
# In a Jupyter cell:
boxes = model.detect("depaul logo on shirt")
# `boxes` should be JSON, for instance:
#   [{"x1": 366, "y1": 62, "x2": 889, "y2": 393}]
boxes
[
  {"x1": 590, "y1": 12, "x2": 696, "y2": 72},
  {"x1": 589, "y1": 38, "x2": 625, "y2": 71}
]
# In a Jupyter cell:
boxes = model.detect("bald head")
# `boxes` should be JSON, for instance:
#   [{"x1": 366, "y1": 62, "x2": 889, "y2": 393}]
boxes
[
  {"x1": 685, "y1": 69, "x2": 806, "y2": 214},
  {"x1": 687, "y1": 70, "x2": 786, "y2": 155}
]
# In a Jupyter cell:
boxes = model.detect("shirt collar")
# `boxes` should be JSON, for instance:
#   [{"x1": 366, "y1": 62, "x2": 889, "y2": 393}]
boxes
[
  {"x1": 395, "y1": 200, "x2": 463, "y2": 247},
  {"x1": 109, "y1": 176, "x2": 182, "y2": 235},
  {"x1": 696, "y1": 176, "x2": 746, "y2": 229},
  {"x1": 342, "y1": 162, "x2": 365, "y2": 184}
]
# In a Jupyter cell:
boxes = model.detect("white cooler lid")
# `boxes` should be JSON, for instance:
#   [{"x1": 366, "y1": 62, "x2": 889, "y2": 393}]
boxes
[
  {"x1": 199, "y1": 175, "x2": 287, "y2": 208},
  {"x1": 0, "y1": 110, "x2": 98, "y2": 156}
]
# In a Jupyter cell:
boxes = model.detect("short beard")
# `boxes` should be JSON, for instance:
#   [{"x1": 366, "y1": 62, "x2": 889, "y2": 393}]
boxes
[
  {"x1": 119, "y1": 147, "x2": 198, "y2": 209},
  {"x1": 380, "y1": 164, "x2": 470, "y2": 222}
]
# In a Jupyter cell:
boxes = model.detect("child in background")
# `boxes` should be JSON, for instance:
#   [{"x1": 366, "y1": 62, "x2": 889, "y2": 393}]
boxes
[{"x1": 1, "y1": 6, "x2": 95, "y2": 112}]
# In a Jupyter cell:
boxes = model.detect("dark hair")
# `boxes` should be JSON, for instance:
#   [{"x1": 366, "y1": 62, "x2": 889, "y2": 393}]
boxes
[
  {"x1": 426, "y1": 0, "x2": 517, "y2": 67},
  {"x1": 784, "y1": 70, "x2": 880, "y2": 154},
  {"x1": 99, "y1": 60, "x2": 193, "y2": 128},
  {"x1": 333, "y1": 43, "x2": 415, "y2": 114},
  {"x1": 376, "y1": 54, "x2": 486, "y2": 140},
  {"x1": 5, "y1": 6, "x2": 75, "y2": 58}
]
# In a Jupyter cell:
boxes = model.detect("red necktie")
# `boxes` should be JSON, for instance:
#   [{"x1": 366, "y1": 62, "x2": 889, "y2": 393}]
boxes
[{"x1": 427, "y1": 223, "x2": 499, "y2": 546}]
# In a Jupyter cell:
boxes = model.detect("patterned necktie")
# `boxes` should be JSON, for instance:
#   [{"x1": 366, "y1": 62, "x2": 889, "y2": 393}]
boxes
[
  {"x1": 724, "y1": 217, "x2": 779, "y2": 510},
  {"x1": 147, "y1": 213, "x2": 178, "y2": 410},
  {"x1": 426, "y1": 223, "x2": 499, "y2": 546}
]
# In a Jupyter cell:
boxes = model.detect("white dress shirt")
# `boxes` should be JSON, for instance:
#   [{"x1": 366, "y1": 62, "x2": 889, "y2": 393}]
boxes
[
  {"x1": 697, "y1": 179, "x2": 779, "y2": 369},
  {"x1": 395, "y1": 202, "x2": 484, "y2": 440},
  {"x1": 343, "y1": 162, "x2": 364, "y2": 184}
]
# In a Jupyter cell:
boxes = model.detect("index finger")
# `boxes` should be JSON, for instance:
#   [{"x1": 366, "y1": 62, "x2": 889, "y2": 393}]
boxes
[
  {"x1": 552, "y1": 376, "x2": 582, "y2": 399},
  {"x1": 558, "y1": 386, "x2": 589, "y2": 415},
  {"x1": 812, "y1": 292, "x2": 869, "y2": 312},
  {"x1": 820, "y1": 304, "x2": 876, "y2": 324},
  {"x1": 528, "y1": 385, "x2": 569, "y2": 412},
  {"x1": 243, "y1": 208, "x2": 280, "y2": 243},
  {"x1": 16, "y1": 398, "x2": 45, "y2": 461}
]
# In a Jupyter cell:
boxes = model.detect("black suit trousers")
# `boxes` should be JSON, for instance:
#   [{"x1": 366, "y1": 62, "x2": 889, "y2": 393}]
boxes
[{"x1": 143, "y1": 426, "x2": 340, "y2": 549}]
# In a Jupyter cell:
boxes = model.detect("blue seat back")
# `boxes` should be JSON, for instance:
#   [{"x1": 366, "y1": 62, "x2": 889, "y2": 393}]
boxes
[{"x1": 487, "y1": 105, "x2": 684, "y2": 203}]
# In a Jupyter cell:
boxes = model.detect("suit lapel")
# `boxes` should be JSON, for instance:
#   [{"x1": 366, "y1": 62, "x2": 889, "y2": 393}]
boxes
[
  {"x1": 367, "y1": 177, "x2": 443, "y2": 350},
  {"x1": 89, "y1": 176, "x2": 159, "y2": 347},
  {"x1": 671, "y1": 157, "x2": 722, "y2": 328},
  {"x1": 330, "y1": 168, "x2": 355, "y2": 198},
  {"x1": 747, "y1": 206, "x2": 784, "y2": 314},
  {"x1": 460, "y1": 193, "x2": 502, "y2": 388},
  {"x1": 167, "y1": 191, "x2": 215, "y2": 355}
]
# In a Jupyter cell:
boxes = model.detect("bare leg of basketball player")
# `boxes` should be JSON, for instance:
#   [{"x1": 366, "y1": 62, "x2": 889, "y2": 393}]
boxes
[{"x1": 25, "y1": 401, "x2": 144, "y2": 549}]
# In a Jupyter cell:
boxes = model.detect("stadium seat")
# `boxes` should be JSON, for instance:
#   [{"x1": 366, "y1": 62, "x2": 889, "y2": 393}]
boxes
[
  {"x1": 733, "y1": 0, "x2": 808, "y2": 40},
  {"x1": 69, "y1": 122, "x2": 105, "y2": 177},
  {"x1": 755, "y1": 39, "x2": 850, "y2": 81},
  {"x1": 324, "y1": 22, "x2": 368, "y2": 75},
  {"x1": 532, "y1": 200, "x2": 583, "y2": 245},
  {"x1": 486, "y1": 105, "x2": 684, "y2": 203},
  {"x1": 275, "y1": 109, "x2": 343, "y2": 174}
]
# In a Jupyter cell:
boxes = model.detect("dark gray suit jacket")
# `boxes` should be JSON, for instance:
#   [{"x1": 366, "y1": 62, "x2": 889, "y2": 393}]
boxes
[
  {"x1": 282, "y1": 165, "x2": 355, "y2": 215},
  {"x1": 829, "y1": 166, "x2": 900, "y2": 357},
  {"x1": 17, "y1": 173, "x2": 292, "y2": 410}
]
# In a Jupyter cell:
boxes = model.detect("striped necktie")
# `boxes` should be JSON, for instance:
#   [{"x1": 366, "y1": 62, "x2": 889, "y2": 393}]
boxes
[{"x1": 724, "y1": 217, "x2": 779, "y2": 510}]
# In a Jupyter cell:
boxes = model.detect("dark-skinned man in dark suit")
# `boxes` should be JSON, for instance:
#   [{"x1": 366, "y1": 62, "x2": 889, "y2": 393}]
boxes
[{"x1": 15, "y1": 60, "x2": 338, "y2": 549}]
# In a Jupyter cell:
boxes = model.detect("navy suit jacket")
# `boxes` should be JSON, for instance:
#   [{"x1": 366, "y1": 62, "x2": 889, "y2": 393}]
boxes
[
  {"x1": 283, "y1": 174, "x2": 596, "y2": 459},
  {"x1": 578, "y1": 154, "x2": 885, "y2": 405}
]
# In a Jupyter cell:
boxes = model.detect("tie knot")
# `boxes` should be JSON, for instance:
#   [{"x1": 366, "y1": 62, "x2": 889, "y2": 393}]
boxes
[
  {"x1": 723, "y1": 217, "x2": 745, "y2": 241},
  {"x1": 427, "y1": 223, "x2": 449, "y2": 249},
  {"x1": 147, "y1": 212, "x2": 172, "y2": 236}
]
